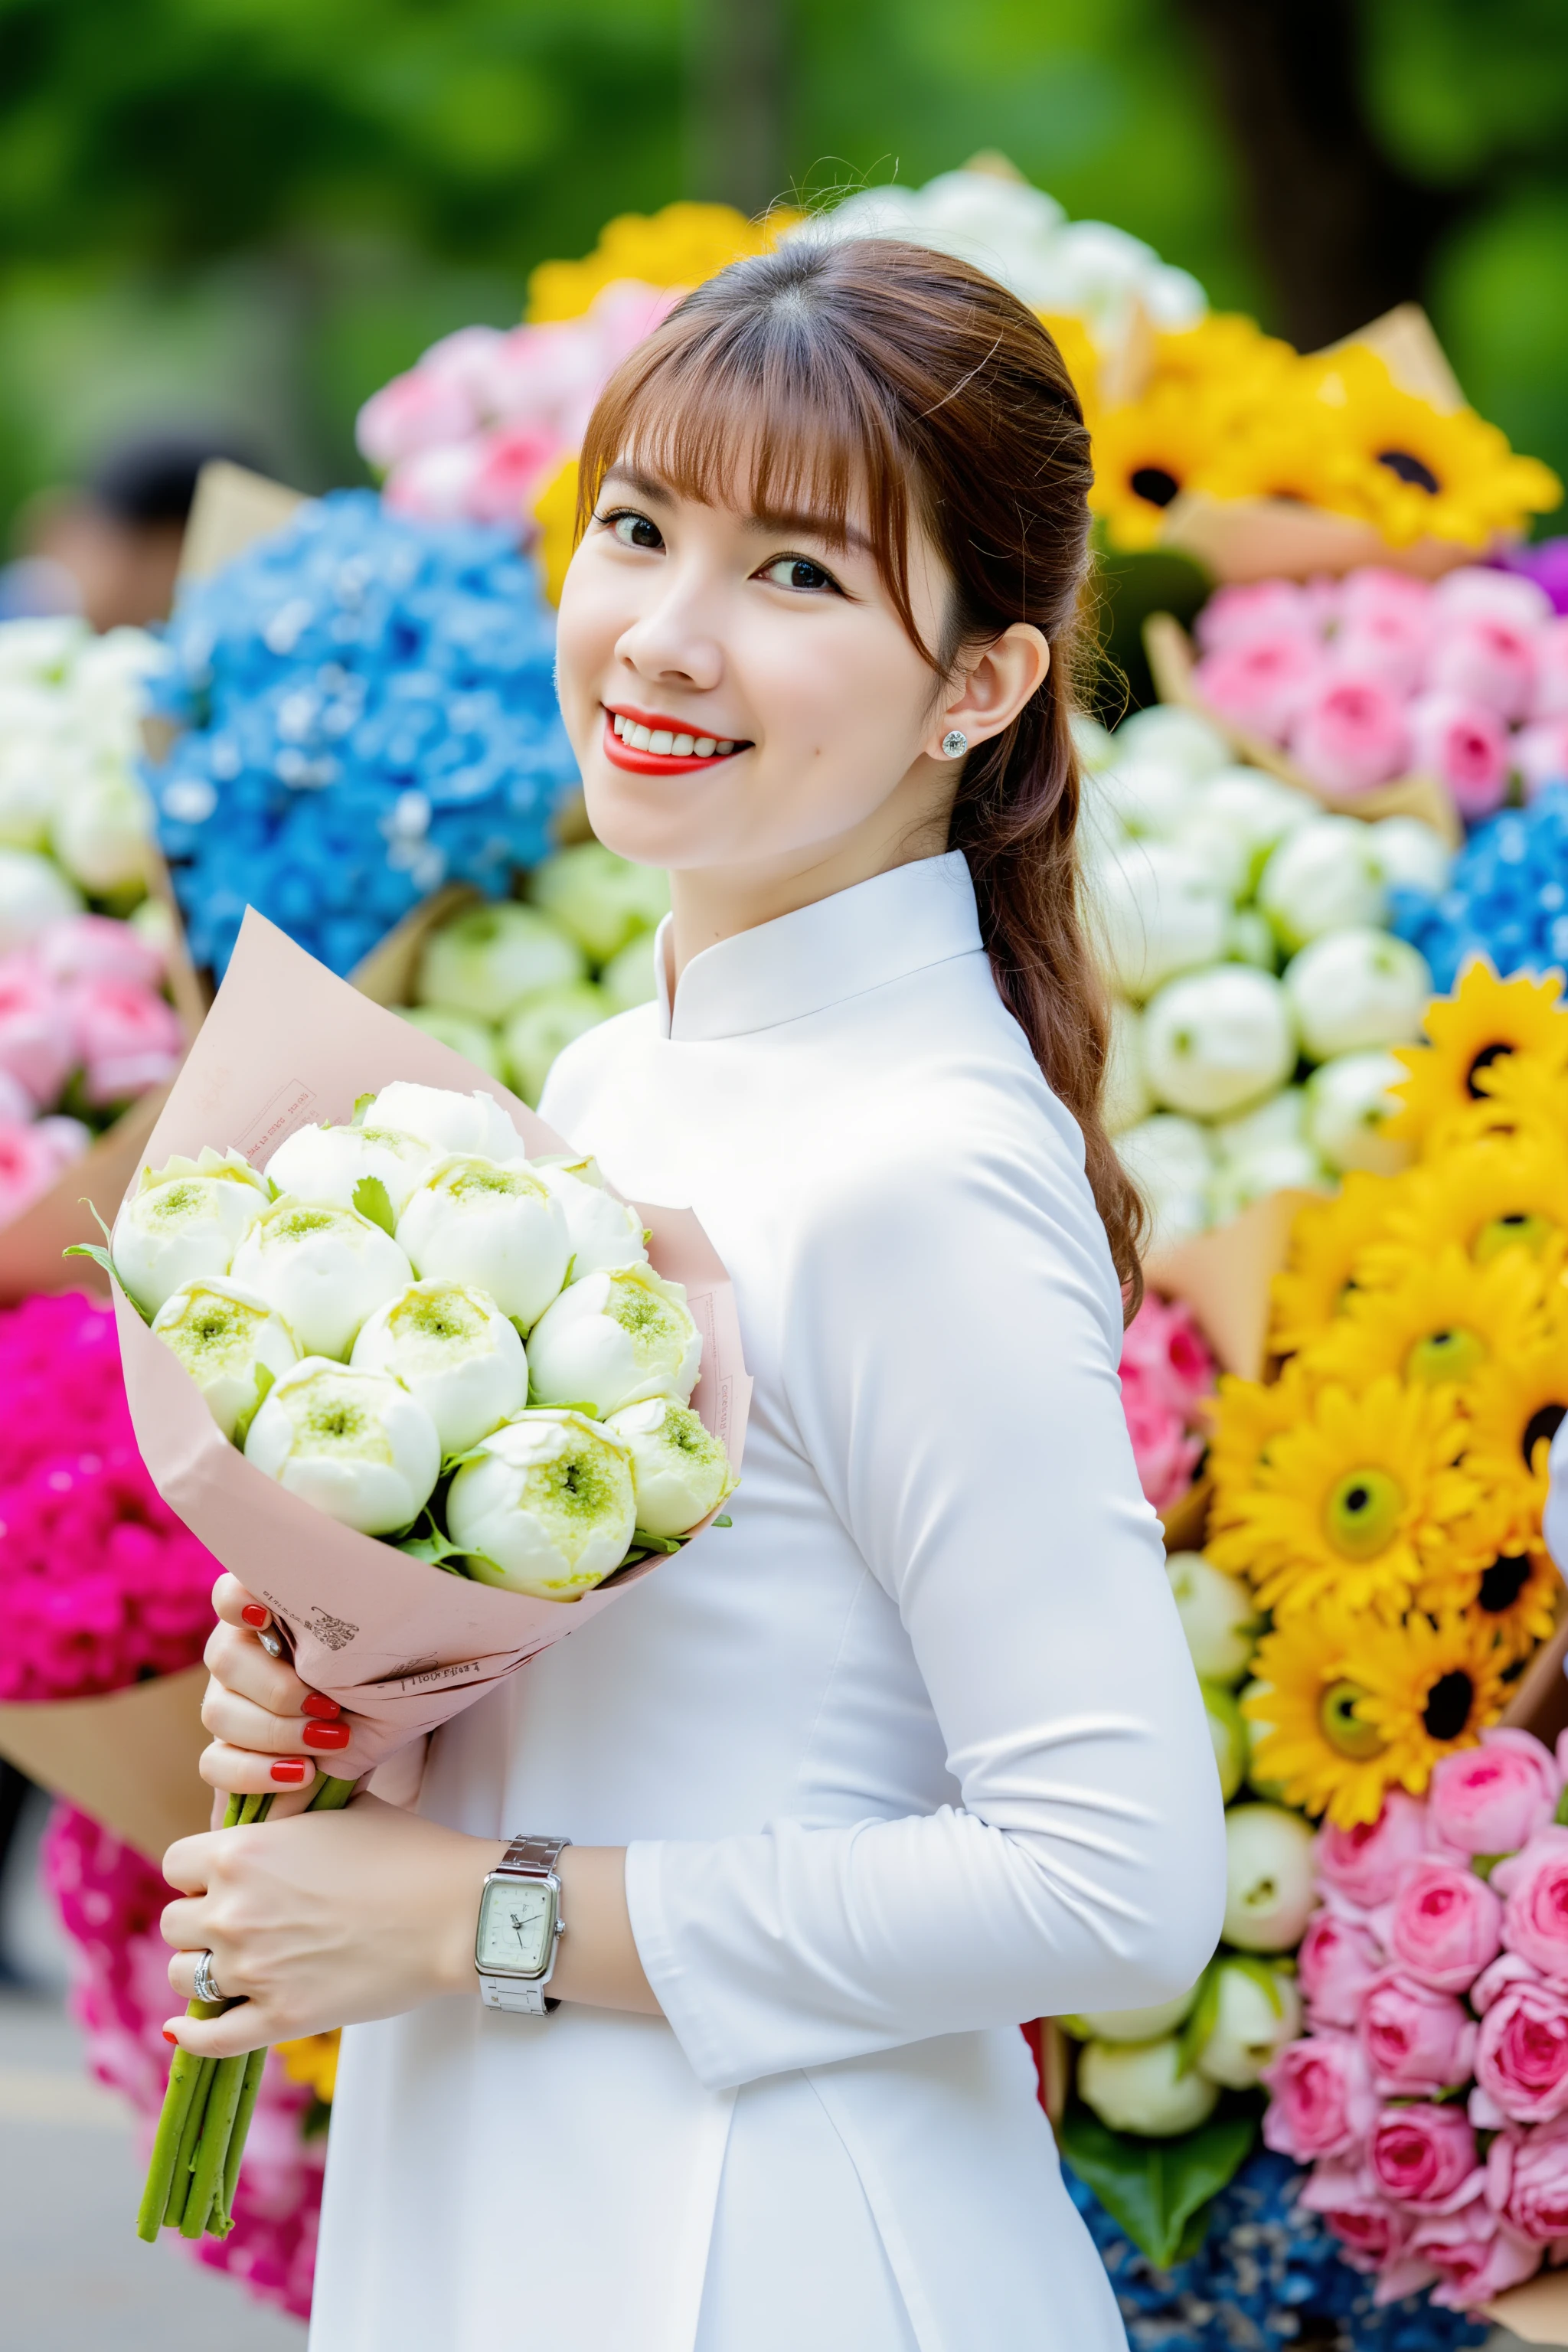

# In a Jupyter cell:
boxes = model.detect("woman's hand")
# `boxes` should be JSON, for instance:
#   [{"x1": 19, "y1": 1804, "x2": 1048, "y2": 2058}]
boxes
[
  {"x1": 198, "y1": 1573, "x2": 353, "y2": 1820},
  {"x1": 162, "y1": 1795, "x2": 506, "y2": 2058}
]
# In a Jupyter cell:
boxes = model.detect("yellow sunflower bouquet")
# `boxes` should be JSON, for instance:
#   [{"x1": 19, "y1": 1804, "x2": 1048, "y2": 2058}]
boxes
[{"x1": 1204, "y1": 959, "x2": 1568, "y2": 1827}]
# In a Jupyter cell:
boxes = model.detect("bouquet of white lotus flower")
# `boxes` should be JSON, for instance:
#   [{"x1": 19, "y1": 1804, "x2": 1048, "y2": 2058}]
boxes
[{"x1": 76, "y1": 911, "x2": 748, "y2": 2251}]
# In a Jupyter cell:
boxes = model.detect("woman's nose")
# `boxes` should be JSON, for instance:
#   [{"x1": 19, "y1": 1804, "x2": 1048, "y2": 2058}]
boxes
[{"x1": 616, "y1": 590, "x2": 724, "y2": 691}]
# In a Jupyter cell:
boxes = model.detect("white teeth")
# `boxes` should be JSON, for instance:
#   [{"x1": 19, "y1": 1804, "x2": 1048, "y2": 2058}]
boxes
[
  {"x1": 671, "y1": 734, "x2": 694, "y2": 756},
  {"x1": 629, "y1": 724, "x2": 652, "y2": 750},
  {"x1": 649, "y1": 730, "x2": 674, "y2": 754},
  {"x1": 717, "y1": 740, "x2": 736, "y2": 755},
  {"x1": 694, "y1": 737, "x2": 717, "y2": 756},
  {"x1": 612, "y1": 714, "x2": 626, "y2": 737}
]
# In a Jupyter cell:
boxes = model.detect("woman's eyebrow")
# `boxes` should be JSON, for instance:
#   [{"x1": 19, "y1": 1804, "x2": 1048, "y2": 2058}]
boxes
[{"x1": 600, "y1": 462, "x2": 872, "y2": 557}]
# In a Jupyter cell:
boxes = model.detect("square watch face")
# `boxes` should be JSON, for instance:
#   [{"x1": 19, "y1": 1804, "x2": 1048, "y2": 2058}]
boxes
[{"x1": 477, "y1": 1876, "x2": 555, "y2": 1977}]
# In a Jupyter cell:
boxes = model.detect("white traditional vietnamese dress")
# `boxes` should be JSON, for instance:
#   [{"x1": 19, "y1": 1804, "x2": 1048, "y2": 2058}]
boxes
[{"x1": 310, "y1": 850, "x2": 1227, "y2": 2352}]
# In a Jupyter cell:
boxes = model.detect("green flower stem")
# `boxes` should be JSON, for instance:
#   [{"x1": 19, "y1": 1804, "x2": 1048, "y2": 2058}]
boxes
[
  {"x1": 212, "y1": 2047, "x2": 269, "y2": 2236},
  {"x1": 136, "y1": 2046, "x2": 205, "y2": 2242},
  {"x1": 162, "y1": 2048, "x2": 217, "y2": 2229},
  {"x1": 180, "y1": 2050, "x2": 249, "y2": 2239}
]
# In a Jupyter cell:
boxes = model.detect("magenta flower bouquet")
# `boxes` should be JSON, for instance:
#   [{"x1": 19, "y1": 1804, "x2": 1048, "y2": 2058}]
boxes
[
  {"x1": 1118, "y1": 1289, "x2": 1217, "y2": 1514},
  {"x1": 1262, "y1": 1726, "x2": 1568, "y2": 2311}
]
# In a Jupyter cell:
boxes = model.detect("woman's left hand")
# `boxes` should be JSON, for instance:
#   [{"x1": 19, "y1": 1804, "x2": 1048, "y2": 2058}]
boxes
[{"x1": 161, "y1": 1796, "x2": 505, "y2": 2060}]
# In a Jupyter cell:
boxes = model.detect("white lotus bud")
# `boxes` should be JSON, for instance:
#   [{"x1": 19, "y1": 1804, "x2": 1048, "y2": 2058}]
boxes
[
  {"x1": 265, "y1": 1120, "x2": 436, "y2": 1224},
  {"x1": 1063, "y1": 1983, "x2": 1201, "y2": 2044},
  {"x1": 1095, "y1": 760, "x2": 1196, "y2": 841},
  {"x1": 1165, "y1": 1552, "x2": 1261, "y2": 1684},
  {"x1": 1304, "y1": 1050, "x2": 1413, "y2": 1178},
  {"x1": 1077, "y1": 2036, "x2": 1220, "y2": 2137},
  {"x1": 51, "y1": 773, "x2": 152, "y2": 895},
  {"x1": 501, "y1": 982, "x2": 609, "y2": 1107},
  {"x1": 448, "y1": 1410, "x2": 636, "y2": 1598},
  {"x1": 150, "y1": 1275, "x2": 300, "y2": 1442},
  {"x1": 1367, "y1": 814, "x2": 1452, "y2": 897},
  {"x1": 1224, "y1": 906, "x2": 1278, "y2": 971},
  {"x1": 1207, "y1": 1142, "x2": 1326, "y2": 1225},
  {"x1": 396, "y1": 1155, "x2": 569, "y2": 1329},
  {"x1": 361, "y1": 1080, "x2": 522, "y2": 1164},
  {"x1": 243, "y1": 1357, "x2": 439, "y2": 1534},
  {"x1": 230, "y1": 1199, "x2": 413, "y2": 1360},
  {"x1": 599, "y1": 930, "x2": 658, "y2": 1014},
  {"x1": 1103, "y1": 1001, "x2": 1150, "y2": 1137},
  {"x1": 1142, "y1": 966, "x2": 1295, "y2": 1119},
  {"x1": 1210, "y1": 1087, "x2": 1306, "y2": 1163},
  {"x1": 1170, "y1": 814, "x2": 1248, "y2": 902},
  {"x1": 534, "y1": 1156, "x2": 648, "y2": 1278},
  {"x1": 1282, "y1": 929, "x2": 1431, "y2": 1060},
  {"x1": 416, "y1": 901, "x2": 583, "y2": 1021},
  {"x1": 111, "y1": 1147, "x2": 271, "y2": 1318},
  {"x1": 528, "y1": 842, "x2": 669, "y2": 964},
  {"x1": 526, "y1": 1264, "x2": 702, "y2": 1418},
  {"x1": 1193, "y1": 1958, "x2": 1302, "y2": 2090},
  {"x1": 1222, "y1": 1803, "x2": 1316, "y2": 1952},
  {"x1": 1093, "y1": 841, "x2": 1228, "y2": 1001},
  {"x1": 1204, "y1": 1679, "x2": 1247, "y2": 1803},
  {"x1": 0, "y1": 846, "x2": 82, "y2": 952},
  {"x1": 1113, "y1": 706, "x2": 1230, "y2": 779},
  {"x1": 396, "y1": 1005, "x2": 504, "y2": 1078},
  {"x1": 603, "y1": 1397, "x2": 736, "y2": 1537},
  {"x1": 1259, "y1": 816, "x2": 1387, "y2": 953},
  {"x1": 1113, "y1": 1114, "x2": 1214, "y2": 1252},
  {"x1": 1191, "y1": 766, "x2": 1312, "y2": 875},
  {"x1": 350, "y1": 1279, "x2": 528, "y2": 1455}
]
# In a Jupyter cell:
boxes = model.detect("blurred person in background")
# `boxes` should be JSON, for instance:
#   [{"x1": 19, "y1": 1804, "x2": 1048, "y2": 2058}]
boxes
[{"x1": 0, "y1": 430, "x2": 257, "y2": 630}]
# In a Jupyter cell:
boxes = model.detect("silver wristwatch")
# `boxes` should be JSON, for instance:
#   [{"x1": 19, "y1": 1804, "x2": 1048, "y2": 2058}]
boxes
[{"x1": 475, "y1": 1834, "x2": 570, "y2": 2014}]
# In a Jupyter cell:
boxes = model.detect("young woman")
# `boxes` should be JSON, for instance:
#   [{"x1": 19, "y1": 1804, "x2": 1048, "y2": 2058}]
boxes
[{"x1": 162, "y1": 235, "x2": 1226, "y2": 2352}]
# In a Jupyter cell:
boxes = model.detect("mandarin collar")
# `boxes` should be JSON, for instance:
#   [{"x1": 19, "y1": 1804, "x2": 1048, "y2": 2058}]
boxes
[{"x1": 655, "y1": 851, "x2": 982, "y2": 1043}]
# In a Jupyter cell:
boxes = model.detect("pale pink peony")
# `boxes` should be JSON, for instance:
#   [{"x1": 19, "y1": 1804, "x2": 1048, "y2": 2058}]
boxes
[
  {"x1": 466, "y1": 421, "x2": 565, "y2": 525},
  {"x1": 1316, "y1": 1789, "x2": 1431, "y2": 1910},
  {"x1": 1194, "y1": 578, "x2": 1319, "y2": 655},
  {"x1": 1387, "y1": 1859, "x2": 1503, "y2": 1991},
  {"x1": 1298, "y1": 2159, "x2": 1413, "y2": 2273},
  {"x1": 1432, "y1": 564, "x2": 1553, "y2": 632},
  {"x1": 1119, "y1": 1390, "x2": 1201, "y2": 1512},
  {"x1": 1408, "y1": 2193, "x2": 1540, "y2": 2310},
  {"x1": 1531, "y1": 616, "x2": 1568, "y2": 721},
  {"x1": 1425, "y1": 613, "x2": 1538, "y2": 723},
  {"x1": 1263, "y1": 2031, "x2": 1378, "y2": 2161},
  {"x1": 1289, "y1": 676, "x2": 1411, "y2": 795},
  {"x1": 0, "y1": 1068, "x2": 31, "y2": 1124},
  {"x1": 64, "y1": 977, "x2": 183, "y2": 1106},
  {"x1": 1359, "y1": 1968, "x2": 1478, "y2": 2096},
  {"x1": 1515, "y1": 717, "x2": 1568, "y2": 798},
  {"x1": 1298, "y1": 1908, "x2": 1383, "y2": 2029},
  {"x1": 1496, "y1": 1827, "x2": 1568, "y2": 1983},
  {"x1": 1428, "y1": 1728, "x2": 1560, "y2": 1858},
  {"x1": 0, "y1": 952, "x2": 72, "y2": 1106},
  {"x1": 1487, "y1": 2116, "x2": 1568, "y2": 2247},
  {"x1": 1194, "y1": 627, "x2": 1322, "y2": 743},
  {"x1": 1476, "y1": 1972, "x2": 1568, "y2": 2122},
  {"x1": 1330, "y1": 569, "x2": 1434, "y2": 697},
  {"x1": 0, "y1": 1118, "x2": 66, "y2": 1223},
  {"x1": 1368, "y1": 2101, "x2": 1482, "y2": 2213},
  {"x1": 355, "y1": 360, "x2": 486, "y2": 471},
  {"x1": 33, "y1": 912, "x2": 163, "y2": 991},
  {"x1": 1119, "y1": 1291, "x2": 1216, "y2": 1418},
  {"x1": 1405, "y1": 690, "x2": 1511, "y2": 818},
  {"x1": 381, "y1": 439, "x2": 489, "y2": 523},
  {"x1": 1338, "y1": 566, "x2": 1436, "y2": 635}
]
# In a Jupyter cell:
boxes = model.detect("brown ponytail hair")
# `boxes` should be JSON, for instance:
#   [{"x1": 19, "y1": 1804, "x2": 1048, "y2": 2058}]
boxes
[{"x1": 576, "y1": 233, "x2": 1146, "y2": 1311}]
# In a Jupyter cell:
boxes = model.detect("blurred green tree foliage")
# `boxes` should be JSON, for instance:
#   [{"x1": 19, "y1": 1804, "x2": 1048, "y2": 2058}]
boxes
[{"x1": 0, "y1": 0, "x2": 1563, "y2": 530}]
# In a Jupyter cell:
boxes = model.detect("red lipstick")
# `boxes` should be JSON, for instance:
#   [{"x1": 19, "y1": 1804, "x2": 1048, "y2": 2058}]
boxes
[{"x1": 601, "y1": 704, "x2": 749, "y2": 776}]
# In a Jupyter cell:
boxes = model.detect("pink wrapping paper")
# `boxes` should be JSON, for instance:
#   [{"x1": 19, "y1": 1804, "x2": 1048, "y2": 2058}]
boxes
[{"x1": 107, "y1": 910, "x2": 750, "y2": 1778}]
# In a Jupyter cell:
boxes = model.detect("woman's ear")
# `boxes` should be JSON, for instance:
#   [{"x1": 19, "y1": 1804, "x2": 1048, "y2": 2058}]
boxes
[{"x1": 926, "y1": 624, "x2": 1050, "y2": 760}]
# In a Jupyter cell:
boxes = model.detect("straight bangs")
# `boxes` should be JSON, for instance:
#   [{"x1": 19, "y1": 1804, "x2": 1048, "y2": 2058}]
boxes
[{"x1": 576, "y1": 289, "x2": 939, "y2": 663}]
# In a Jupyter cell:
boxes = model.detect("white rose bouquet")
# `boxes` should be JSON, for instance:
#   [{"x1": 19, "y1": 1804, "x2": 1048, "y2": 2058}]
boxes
[{"x1": 77, "y1": 913, "x2": 748, "y2": 2251}]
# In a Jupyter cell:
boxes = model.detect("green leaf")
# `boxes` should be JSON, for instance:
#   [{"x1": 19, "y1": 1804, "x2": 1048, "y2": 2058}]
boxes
[
  {"x1": 631, "y1": 1530, "x2": 683, "y2": 1554},
  {"x1": 352, "y1": 1093, "x2": 375, "y2": 1125},
  {"x1": 1227, "y1": 1954, "x2": 1286, "y2": 2019},
  {"x1": 562, "y1": 1253, "x2": 577, "y2": 1288},
  {"x1": 230, "y1": 1361, "x2": 275, "y2": 1449},
  {"x1": 351, "y1": 1175, "x2": 397, "y2": 1237},
  {"x1": 1175, "y1": 1962, "x2": 1222, "y2": 2077},
  {"x1": 1473, "y1": 1851, "x2": 1509, "y2": 1880},
  {"x1": 1059, "y1": 2105, "x2": 1257, "y2": 2271},
  {"x1": 64, "y1": 1240, "x2": 115, "y2": 1276},
  {"x1": 714, "y1": 1514, "x2": 733, "y2": 1529}
]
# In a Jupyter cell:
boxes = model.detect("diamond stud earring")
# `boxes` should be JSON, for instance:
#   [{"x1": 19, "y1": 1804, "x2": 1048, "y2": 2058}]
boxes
[{"x1": 941, "y1": 729, "x2": 969, "y2": 758}]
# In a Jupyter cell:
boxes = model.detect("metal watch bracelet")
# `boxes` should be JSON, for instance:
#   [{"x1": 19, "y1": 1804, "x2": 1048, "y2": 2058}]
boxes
[{"x1": 477, "y1": 1834, "x2": 570, "y2": 2016}]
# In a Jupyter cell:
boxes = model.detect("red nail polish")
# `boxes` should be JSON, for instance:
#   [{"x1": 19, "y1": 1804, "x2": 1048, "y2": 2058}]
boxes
[
  {"x1": 162, "y1": 2028, "x2": 178, "y2": 2044},
  {"x1": 302, "y1": 1720, "x2": 351, "y2": 1749},
  {"x1": 272, "y1": 1759, "x2": 309, "y2": 1783},
  {"x1": 241, "y1": 1605, "x2": 270, "y2": 1628},
  {"x1": 301, "y1": 1692, "x2": 341, "y2": 1718}
]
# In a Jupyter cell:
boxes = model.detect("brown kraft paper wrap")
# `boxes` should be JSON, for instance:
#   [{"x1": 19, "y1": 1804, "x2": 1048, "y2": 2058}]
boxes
[{"x1": 106, "y1": 909, "x2": 751, "y2": 1782}]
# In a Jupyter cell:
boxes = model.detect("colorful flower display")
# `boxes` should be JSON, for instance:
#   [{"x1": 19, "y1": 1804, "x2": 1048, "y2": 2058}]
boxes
[
  {"x1": 145, "y1": 490, "x2": 580, "y2": 982},
  {"x1": 0, "y1": 1288, "x2": 217, "y2": 1700},
  {"x1": 0, "y1": 618, "x2": 187, "y2": 1226},
  {"x1": 1261, "y1": 1726, "x2": 1568, "y2": 2311},
  {"x1": 1119, "y1": 1289, "x2": 1217, "y2": 1512},
  {"x1": 43, "y1": 1804, "x2": 325, "y2": 2322},
  {"x1": 1085, "y1": 704, "x2": 1451, "y2": 1250},
  {"x1": 1194, "y1": 563, "x2": 1568, "y2": 812},
  {"x1": 1393, "y1": 782, "x2": 1568, "y2": 990}
]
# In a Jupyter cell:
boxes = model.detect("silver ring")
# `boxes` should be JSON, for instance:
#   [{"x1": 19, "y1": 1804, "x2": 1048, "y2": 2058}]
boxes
[{"x1": 192, "y1": 1949, "x2": 225, "y2": 2004}]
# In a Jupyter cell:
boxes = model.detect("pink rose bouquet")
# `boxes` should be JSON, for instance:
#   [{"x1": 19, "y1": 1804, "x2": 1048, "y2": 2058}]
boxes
[
  {"x1": 1117, "y1": 1289, "x2": 1215, "y2": 1512},
  {"x1": 1264, "y1": 1724, "x2": 1568, "y2": 2307}
]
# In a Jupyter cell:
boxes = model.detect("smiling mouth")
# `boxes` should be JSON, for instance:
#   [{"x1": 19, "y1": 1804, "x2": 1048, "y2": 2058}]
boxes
[{"x1": 601, "y1": 707, "x2": 751, "y2": 775}]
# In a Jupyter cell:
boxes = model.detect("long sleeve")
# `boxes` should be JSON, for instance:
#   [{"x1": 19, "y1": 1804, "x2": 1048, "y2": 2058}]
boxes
[{"x1": 626, "y1": 1106, "x2": 1228, "y2": 2093}]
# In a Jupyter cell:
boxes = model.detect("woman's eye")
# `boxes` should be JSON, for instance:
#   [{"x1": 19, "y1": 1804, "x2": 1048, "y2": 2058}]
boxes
[
  {"x1": 759, "y1": 555, "x2": 838, "y2": 593},
  {"x1": 608, "y1": 511, "x2": 663, "y2": 552}
]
